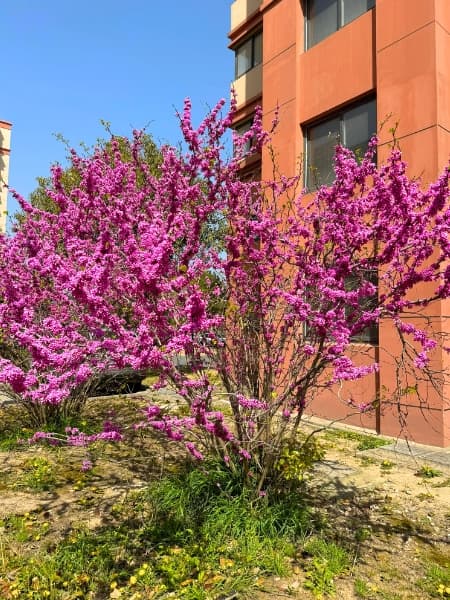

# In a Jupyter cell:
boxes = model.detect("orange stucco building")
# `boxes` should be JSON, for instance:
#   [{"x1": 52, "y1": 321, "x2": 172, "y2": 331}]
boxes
[
  {"x1": 0, "y1": 120, "x2": 11, "y2": 233},
  {"x1": 228, "y1": 0, "x2": 450, "y2": 446}
]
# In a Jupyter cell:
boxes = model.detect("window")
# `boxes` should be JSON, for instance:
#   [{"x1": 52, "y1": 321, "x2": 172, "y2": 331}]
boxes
[
  {"x1": 234, "y1": 119, "x2": 255, "y2": 155},
  {"x1": 235, "y1": 31, "x2": 262, "y2": 78},
  {"x1": 345, "y1": 270, "x2": 379, "y2": 344},
  {"x1": 303, "y1": 269, "x2": 379, "y2": 344},
  {"x1": 305, "y1": 97, "x2": 376, "y2": 189},
  {"x1": 306, "y1": 0, "x2": 375, "y2": 48}
]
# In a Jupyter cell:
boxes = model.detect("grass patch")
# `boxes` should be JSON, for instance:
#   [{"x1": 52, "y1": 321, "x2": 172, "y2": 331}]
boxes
[
  {"x1": 0, "y1": 512, "x2": 50, "y2": 544},
  {"x1": 303, "y1": 536, "x2": 350, "y2": 597},
  {"x1": 324, "y1": 428, "x2": 390, "y2": 451},
  {"x1": 0, "y1": 460, "x2": 315, "y2": 599},
  {"x1": 354, "y1": 578, "x2": 385, "y2": 598},
  {"x1": 419, "y1": 562, "x2": 450, "y2": 598},
  {"x1": 0, "y1": 405, "x2": 102, "y2": 452},
  {"x1": 0, "y1": 406, "x2": 33, "y2": 451},
  {"x1": 14, "y1": 457, "x2": 57, "y2": 492}
]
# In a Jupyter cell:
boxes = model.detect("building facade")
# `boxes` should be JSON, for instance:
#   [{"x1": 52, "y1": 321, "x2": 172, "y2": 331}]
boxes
[
  {"x1": 0, "y1": 120, "x2": 12, "y2": 233},
  {"x1": 228, "y1": 0, "x2": 450, "y2": 446}
]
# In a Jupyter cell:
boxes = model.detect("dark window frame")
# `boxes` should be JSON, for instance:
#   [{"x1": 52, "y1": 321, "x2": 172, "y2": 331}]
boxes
[
  {"x1": 305, "y1": 0, "x2": 375, "y2": 49},
  {"x1": 344, "y1": 269, "x2": 379, "y2": 344},
  {"x1": 233, "y1": 118, "x2": 255, "y2": 155},
  {"x1": 234, "y1": 30, "x2": 263, "y2": 79},
  {"x1": 303, "y1": 268, "x2": 379, "y2": 345},
  {"x1": 304, "y1": 96, "x2": 376, "y2": 190}
]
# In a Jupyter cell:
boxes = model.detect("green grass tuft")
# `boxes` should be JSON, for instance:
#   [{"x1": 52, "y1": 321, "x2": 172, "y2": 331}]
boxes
[
  {"x1": 324, "y1": 428, "x2": 390, "y2": 451},
  {"x1": 303, "y1": 536, "x2": 350, "y2": 597},
  {"x1": 1, "y1": 460, "x2": 315, "y2": 598}
]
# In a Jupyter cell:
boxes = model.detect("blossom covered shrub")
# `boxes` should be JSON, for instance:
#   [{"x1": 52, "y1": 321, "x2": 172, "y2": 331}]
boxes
[{"x1": 0, "y1": 98, "x2": 449, "y2": 489}]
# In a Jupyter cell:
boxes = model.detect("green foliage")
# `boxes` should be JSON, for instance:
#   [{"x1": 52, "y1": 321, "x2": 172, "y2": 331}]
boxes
[
  {"x1": 15, "y1": 130, "x2": 163, "y2": 222},
  {"x1": 1, "y1": 462, "x2": 314, "y2": 598},
  {"x1": 354, "y1": 526, "x2": 372, "y2": 543},
  {"x1": 303, "y1": 537, "x2": 350, "y2": 597},
  {"x1": 0, "y1": 420, "x2": 32, "y2": 452},
  {"x1": 15, "y1": 127, "x2": 228, "y2": 260},
  {"x1": 0, "y1": 512, "x2": 50, "y2": 544},
  {"x1": 380, "y1": 460, "x2": 394, "y2": 471},
  {"x1": 275, "y1": 434, "x2": 326, "y2": 484},
  {"x1": 0, "y1": 410, "x2": 99, "y2": 452},
  {"x1": 419, "y1": 563, "x2": 450, "y2": 598},
  {"x1": 15, "y1": 457, "x2": 56, "y2": 492},
  {"x1": 324, "y1": 428, "x2": 390, "y2": 451},
  {"x1": 354, "y1": 578, "x2": 372, "y2": 598},
  {"x1": 415, "y1": 464, "x2": 443, "y2": 479}
]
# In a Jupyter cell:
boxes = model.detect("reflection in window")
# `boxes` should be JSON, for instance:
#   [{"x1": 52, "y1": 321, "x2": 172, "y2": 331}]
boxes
[
  {"x1": 235, "y1": 31, "x2": 262, "y2": 78},
  {"x1": 306, "y1": 0, "x2": 375, "y2": 48},
  {"x1": 305, "y1": 97, "x2": 376, "y2": 189},
  {"x1": 303, "y1": 269, "x2": 379, "y2": 345},
  {"x1": 234, "y1": 119, "x2": 255, "y2": 155},
  {"x1": 345, "y1": 270, "x2": 379, "y2": 344}
]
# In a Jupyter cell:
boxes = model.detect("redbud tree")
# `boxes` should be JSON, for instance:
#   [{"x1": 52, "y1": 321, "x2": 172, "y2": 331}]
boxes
[{"x1": 0, "y1": 99, "x2": 449, "y2": 490}]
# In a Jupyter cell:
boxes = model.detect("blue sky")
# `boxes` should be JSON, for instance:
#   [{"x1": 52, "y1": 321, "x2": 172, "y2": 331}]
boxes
[{"x1": 2, "y1": 1, "x2": 233, "y2": 229}]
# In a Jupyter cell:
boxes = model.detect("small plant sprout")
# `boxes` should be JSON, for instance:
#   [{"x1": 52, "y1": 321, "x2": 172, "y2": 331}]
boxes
[{"x1": 415, "y1": 465, "x2": 443, "y2": 479}]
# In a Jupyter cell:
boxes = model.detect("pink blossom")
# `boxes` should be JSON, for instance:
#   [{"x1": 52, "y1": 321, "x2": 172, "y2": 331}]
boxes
[{"x1": 0, "y1": 97, "x2": 447, "y2": 474}]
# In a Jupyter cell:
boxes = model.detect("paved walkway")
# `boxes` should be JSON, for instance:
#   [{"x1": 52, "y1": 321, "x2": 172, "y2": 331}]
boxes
[
  {"x1": 302, "y1": 415, "x2": 450, "y2": 470},
  {"x1": 372, "y1": 438, "x2": 450, "y2": 469}
]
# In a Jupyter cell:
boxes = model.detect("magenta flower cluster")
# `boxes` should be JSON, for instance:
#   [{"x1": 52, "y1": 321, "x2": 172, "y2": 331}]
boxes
[{"x1": 0, "y1": 97, "x2": 448, "y2": 473}]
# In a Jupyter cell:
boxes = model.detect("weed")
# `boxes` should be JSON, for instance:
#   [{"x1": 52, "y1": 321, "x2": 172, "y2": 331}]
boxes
[
  {"x1": 303, "y1": 537, "x2": 349, "y2": 597},
  {"x1": 359, "y1": 455, "x2": 378, "y2": 467},
  {"x1": 275, "y1": 434, "x2": 326, "y2": 484},
  {"x1": 380, "y1": 459, "x2": 394, "y2": 471},
  {"x1": 354, "y1": 577, "x2": 404, "y2": 600},
  {"x1": 0, "y1": 406, "x2": 33, "y2": 451},
  {"x1": 418, "y1": 562, "x2": 450, "y2": 598},
  {"x1": 0, "y1": 409, "x2": 100, "y2": 452},
  {"x1": 0, "y1": 427, "x2": 32, "y2": 451},
  {"x1": 416, "y1": 465, "x2": 443, "y2": 479},
  {"x1": 324, "y1": 429, "x2": 390, "y2": 451},
  {"x1": 354, "y1": 526, "x2": 372, "y2": 543},
  {"x1": 0, "y1": 512, "x2": 50, "y2": 544},
  {"x1": 15, "y1": 457, "x2": 56, "y2": 491},
  {"x1": 354, "y1": 578, "x2": 375, "y2": 598},
  {"x1": 417, "y1": 492, "x2": 435, "y2": 501}
]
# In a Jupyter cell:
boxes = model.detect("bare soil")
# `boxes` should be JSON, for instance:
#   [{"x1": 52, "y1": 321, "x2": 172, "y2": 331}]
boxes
[{"x1": 256, "y1": 430, "x2": 450, "y2": 599}]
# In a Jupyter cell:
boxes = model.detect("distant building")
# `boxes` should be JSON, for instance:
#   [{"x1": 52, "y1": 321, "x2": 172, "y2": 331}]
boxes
[
  {"x1": 0, "y1": 120, "x2": 12, "y2": 233},
  {"x1": 228, "y1": 0, "x2": 450, "y2": 446}
]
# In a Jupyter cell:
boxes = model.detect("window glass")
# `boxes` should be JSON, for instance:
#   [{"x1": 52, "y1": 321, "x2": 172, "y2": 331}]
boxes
[
  {"x1": 345, "y1": 270, "x2": 379, "y2": 344},
  {"x1": 235, "y1": 38, "x2": 253, "y2": 78},
  {"x1": 303, "y1": 269, "x2": 378, "y2": 344},
  {"x1": 341, "y1": 0, "x2": 375, "y2": 26},
  {"x1": 306, "y1": 98, "x2": 376, "y2": 189},
  {"x1": 308, "y1": 0, "x2": 338, "y2": 47},
  {"x1": 235, "y1": 31, "x2": 262, "y2": 79},
  {"x1": 343, "y1": 98, "x2": 376, "y2": 156},
  {"x1": 253, "y1": 31, "x2": 263, "y2": 68},
  {"x1": 306, "y1": 117, "x2": 340, "y2": 188},
  {"x1": 307, "y1": 0, "x2": 374, "y2": 48},
  {"x1": 234, "y1": 119, "x2": 254, "y2": 154}
]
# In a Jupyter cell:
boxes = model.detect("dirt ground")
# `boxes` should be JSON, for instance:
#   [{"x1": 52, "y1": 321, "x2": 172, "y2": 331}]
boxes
[
  {"x1": 256, "y1": 430, "x2": 450, "y2": 599},
  {"x1": 0, "y1": 394, "x2": 449, "y2": 599}
]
